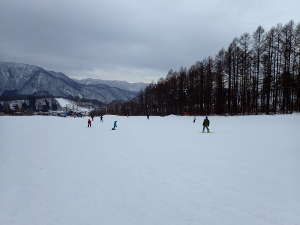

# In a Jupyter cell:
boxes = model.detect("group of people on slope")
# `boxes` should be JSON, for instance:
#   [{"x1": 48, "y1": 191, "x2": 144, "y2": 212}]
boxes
[
  {"x1": 88, "y1": 115, "x2": 210, "y2": 133},
  {"x1": 88, "y1": 115, "x2": 118, "y2": 130},
  {"x1": 88, "y1": 114, "x2": 104, "y2": 128}
]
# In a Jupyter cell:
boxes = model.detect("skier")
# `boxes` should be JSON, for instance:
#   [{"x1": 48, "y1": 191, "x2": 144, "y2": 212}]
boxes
[
  {"x1": 147, "y1": 114, "x2": 150, "y2": 119},
  {"x1": 91, "y1": 115, "x2": 94, "y2": 121},
  {"x1": 193, "y1": 116, "x2": 196, "y2": 123},
  {"x1": 202, "y1": 116, "x2": 210, "y2": 133},
  {"x1": 100, "y1": 115, "x2": 103, "y2": 122},
  {"x1": 112, "y1": 121, "x2": 117, "y2": 130},
  {"x1": 88, "y1": 119, "x2": 92, "y2": 128}
]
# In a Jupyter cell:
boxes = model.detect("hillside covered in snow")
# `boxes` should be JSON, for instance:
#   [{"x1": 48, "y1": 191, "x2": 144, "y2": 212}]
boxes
[
  {"x1": 0, "y1": 62, "x2": 137, "y2": 103},
  {"x1": 78, "y1": 78, "x2": 148, "y2": 92}
]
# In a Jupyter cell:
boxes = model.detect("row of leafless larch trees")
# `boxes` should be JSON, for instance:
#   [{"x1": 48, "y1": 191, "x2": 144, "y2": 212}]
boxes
[{"x1": 108, "y1": 21, "x2": 300, "y2": 115}]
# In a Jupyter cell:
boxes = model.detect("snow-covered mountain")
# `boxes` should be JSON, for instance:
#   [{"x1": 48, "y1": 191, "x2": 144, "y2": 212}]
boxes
[
  {"x1": 0, "y1": 62, "x2": 137, "y2": 103},
  {"x1": 78, "y1": 78, "x2": 148, "y2": 92}
]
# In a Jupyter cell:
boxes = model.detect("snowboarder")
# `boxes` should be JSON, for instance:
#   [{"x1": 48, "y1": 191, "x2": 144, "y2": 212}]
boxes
[
  {"x1": 112, "y1": 121, "x2": 117, "y2": 130},
  {"x1": 88, "y1": 119, "x2": 92, "y2": 128},
  {"x1": 202, "y1": 116, "x2": 210, "y2": 133}
]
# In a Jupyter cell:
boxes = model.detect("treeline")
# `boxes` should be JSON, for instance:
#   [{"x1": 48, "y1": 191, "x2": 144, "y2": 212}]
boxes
[
  {"x1": 0, "y1": 95, "x2": 104, "y2": 114},
  {"x1": 0, "y1": 95, "x2": 54, "y2": 101},
  {"x1": 108, "y1": 21, "x2": 300, "y2": 115},
  {"x1": 0, "y1": 97, "x2": 59, "y2": 114}
]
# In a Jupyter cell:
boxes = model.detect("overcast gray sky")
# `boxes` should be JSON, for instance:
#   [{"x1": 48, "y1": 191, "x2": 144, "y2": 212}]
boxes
[{"x1": 0, "y1": 0, "x2": 299, "y2": 82}]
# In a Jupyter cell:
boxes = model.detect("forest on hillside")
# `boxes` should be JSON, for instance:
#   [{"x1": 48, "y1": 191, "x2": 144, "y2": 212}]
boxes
[{"x1": 108, "y1": 21, "x2": 300, "y2": 115}]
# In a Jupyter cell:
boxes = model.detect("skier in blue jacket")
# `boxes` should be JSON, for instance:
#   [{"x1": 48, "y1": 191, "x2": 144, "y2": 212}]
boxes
[{"x1": 112, "y1": 121, "x2": 117, "y2": 130}]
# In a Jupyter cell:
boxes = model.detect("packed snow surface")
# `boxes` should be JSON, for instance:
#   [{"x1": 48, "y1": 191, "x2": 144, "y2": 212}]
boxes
[
  {"x1": 56, "y1": 98, "x2": 90, "y2": 112},
  {"x1": 0, "y1": 115, "x2": 299, "y2": 225}
]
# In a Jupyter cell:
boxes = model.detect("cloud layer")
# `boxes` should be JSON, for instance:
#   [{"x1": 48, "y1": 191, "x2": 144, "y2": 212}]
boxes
[{"x1": 0, "y1": 0, "x2": 299, "y2": 82}]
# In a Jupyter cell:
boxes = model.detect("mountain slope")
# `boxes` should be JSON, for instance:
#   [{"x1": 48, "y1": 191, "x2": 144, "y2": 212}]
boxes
[
  {"x1": 78, "y1": 78, "x2": 148, "y2": 92},
  {"x1": 0, "y1": 62, "x2": 137, "y2": 103}
]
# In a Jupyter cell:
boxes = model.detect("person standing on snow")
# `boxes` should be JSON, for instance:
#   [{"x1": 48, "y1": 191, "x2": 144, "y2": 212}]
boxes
[
  {"x1": 88, "y1": 119, "x2": 92, "y2": 128},
  {"x1": 100, "y1": 115, "x2": 103, "y2": 122},
  {"x1": 202, "y1": 116, "x2": 210, "y2": 133},
  {"x1": 112, "y1": 121, "x2": 117, "y2": 130}
]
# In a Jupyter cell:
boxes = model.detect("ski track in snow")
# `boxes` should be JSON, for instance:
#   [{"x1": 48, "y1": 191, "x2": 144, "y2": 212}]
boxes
[{"x1": 0, "y1": 114, "x2": 299, "y2": 225}]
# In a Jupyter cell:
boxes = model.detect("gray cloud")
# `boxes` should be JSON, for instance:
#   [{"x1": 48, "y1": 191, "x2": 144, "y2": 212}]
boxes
[{"x1": 0, "y1": 0, "x2": 299, "y2": 82}]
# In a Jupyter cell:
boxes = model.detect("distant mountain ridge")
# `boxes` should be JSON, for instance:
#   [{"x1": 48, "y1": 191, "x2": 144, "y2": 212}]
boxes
[
  {"x1": 77, "y1": 78, "x2": 148, "y2": 92},
  {"x1": 0, "y1": 62, "x2": 138, "y2": 103}
]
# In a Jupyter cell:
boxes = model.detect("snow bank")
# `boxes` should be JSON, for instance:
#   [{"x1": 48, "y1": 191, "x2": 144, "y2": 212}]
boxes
[{"x1": 0, "y1": 114, "x2": 299, "y2": 225}]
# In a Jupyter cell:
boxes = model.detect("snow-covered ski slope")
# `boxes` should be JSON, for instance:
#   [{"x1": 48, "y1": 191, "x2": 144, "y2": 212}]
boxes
[
  {"x1": 0, "y1": 114, "x2": 299, "y2": 225},
  {"x1": 56, "y1": 98, "x2": 91, "y2": 112}
]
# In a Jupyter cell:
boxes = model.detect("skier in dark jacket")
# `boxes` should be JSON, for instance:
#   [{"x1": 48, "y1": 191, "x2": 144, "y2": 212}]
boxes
[
  {"x1": 88, "y1": 119, "x2": 92, "y2": 127},
  {"x1": 100, "y1": 115, "x2": 103, "y2": 122},
  {"x1": 202, "y1": 116, "x2": 210, "y2": 133}
]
